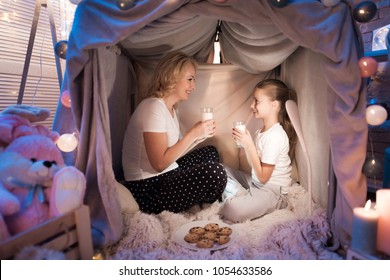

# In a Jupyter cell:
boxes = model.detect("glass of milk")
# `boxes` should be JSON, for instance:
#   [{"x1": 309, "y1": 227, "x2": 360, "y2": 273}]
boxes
[
  {"x1": 233, "y1": 120, "x2": 246, "y2": 148},
  {"x1": 201, "y1": 107, "x2": 213, "y2": 121}
]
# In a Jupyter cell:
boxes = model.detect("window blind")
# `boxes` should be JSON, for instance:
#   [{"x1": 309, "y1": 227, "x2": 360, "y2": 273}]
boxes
[{"x1": 0, "y1": 0, "x2": 66, "y2": 128}]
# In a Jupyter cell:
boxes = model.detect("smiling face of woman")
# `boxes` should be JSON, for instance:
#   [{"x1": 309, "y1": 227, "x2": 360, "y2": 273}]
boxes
[{"x1": 173, "y1": 62, "x2": 196, "y2": 101}]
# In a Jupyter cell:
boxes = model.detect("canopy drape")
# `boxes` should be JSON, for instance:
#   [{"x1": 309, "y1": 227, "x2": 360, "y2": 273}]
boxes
[{"x1": 54, "y1": 0, "x2": 367, "y2": 248}]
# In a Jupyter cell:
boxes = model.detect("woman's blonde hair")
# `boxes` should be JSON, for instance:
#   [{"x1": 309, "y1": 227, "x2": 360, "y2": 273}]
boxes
[
  {"x1": 254, "y1": 79, "x2": 298, "y2": 161},
  {"x1": 146, "y1": 51, "x2": 197, "y2": 98}
]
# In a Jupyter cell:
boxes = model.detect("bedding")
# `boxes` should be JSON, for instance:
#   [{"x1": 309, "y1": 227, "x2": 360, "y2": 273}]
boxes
[{"x1": 102, "y1": 183, "x2": 342, "y2": 260}]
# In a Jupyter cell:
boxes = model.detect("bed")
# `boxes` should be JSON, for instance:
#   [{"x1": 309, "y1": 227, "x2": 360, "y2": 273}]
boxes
[{"x1": 53, "y1": 0, "x2": 368, "y2": 255}]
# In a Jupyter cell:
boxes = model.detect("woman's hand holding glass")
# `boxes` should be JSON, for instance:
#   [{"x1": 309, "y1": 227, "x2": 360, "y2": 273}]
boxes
[
  {"x1": 191, "y1": 119, "x2": 216, "y2": 144},
  {"x1": 201, "y1": 119, "x2": 216, "y2": 138}
]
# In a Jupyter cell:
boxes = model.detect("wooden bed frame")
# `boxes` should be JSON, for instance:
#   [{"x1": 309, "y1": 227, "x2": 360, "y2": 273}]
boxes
[{"x1": 0, "y1": 205, "x2": 93, "y2": 260}]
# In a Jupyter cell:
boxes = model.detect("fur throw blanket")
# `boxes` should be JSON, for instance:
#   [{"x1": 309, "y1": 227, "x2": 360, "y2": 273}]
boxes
[{"x1": 103, "y1": 184, "x2": 342, "y2": 260}]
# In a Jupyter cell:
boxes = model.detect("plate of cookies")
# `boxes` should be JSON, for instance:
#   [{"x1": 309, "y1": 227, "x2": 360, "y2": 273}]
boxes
[{"x1": 174, "y1": 220, "x2": 235, "y2": 251}]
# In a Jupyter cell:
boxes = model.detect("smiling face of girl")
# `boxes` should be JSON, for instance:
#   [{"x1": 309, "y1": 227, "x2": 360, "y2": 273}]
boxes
[{"x1": 250, "y1": 87, "x2": 279, "y2": 120}]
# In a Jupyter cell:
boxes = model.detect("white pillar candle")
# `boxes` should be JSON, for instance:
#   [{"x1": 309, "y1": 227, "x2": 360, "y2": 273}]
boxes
[
  {"x1": 351, "y1": 200, "x2": 379, "y2": 255},
  {"x1": 376, "y1": 189, "x2": 390, "y2": 256},
  {"x1": 201, "y1": 107, "x2": 213, "y2": 121}
]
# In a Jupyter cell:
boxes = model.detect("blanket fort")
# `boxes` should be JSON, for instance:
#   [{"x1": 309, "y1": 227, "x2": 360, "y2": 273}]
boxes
[{"x1": 54, "y1": 0, "x2": 368, "y2": 250}]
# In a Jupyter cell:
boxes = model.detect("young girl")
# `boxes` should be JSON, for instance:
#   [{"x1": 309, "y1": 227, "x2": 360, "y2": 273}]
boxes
[
  {"x1": 221, "y1": 79, "x2": 297, "y2": 222},
  {"x1": 122, "y1": 51, "x2": 227, "y2": 214}
]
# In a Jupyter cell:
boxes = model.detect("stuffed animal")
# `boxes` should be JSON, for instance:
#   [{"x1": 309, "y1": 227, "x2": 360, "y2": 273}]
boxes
[{"x1": 0, "y1": 105, "x2": 86, "y2": 240}]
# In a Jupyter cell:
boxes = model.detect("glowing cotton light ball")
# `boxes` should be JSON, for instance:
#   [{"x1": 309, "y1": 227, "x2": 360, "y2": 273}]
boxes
[
  {"x1": 362, "y1": 154, "x2": 383, "y2": 178},
  {"x1": 54, "y1": 40, "x2": 68, "y2": 59},
  {"x1": 60, "y1": 90, "x2": 71, "y2": 108},
  {"x1": 57, "y1": 133, "x2": 78, "y2": 152},
  {"x1": 321, "y1": 0, "x2": 341, "y2": 8},
  {"x1": 366, "y1": 104, "x2": 388, "y2": 126},
  {"x1": 268, "y1": 0, "x2": 289, "y2": 8},
  {"x1": 359, "y1": 57, "x2": 378, "y2": 78},
  {"x1": 353, "y1": 1, "x2": 377, "y2": 23},
  {"x1": 117, "y1": 0, "x2": 135, "y2": 10}
]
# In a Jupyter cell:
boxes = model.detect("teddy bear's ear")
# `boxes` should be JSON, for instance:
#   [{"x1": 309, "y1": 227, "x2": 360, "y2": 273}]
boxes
[
  {"x1": 1, "y1": 105, "x2": 50, "y2": 123},
  {"x1": 0, "y1": 114, "x2": 31, "y2": 147},
  {"x1": 0, "y1": 106, "x2": 59, "y2": 148}
]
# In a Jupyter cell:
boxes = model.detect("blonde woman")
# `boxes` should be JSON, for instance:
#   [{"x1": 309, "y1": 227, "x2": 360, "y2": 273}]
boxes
[{"x1": 122, "y1": 51, "x2": 227, "y2": 214}]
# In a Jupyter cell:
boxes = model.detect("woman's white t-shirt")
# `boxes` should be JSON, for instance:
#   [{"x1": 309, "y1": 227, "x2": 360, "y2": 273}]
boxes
[
  {"x1": 251, "y1": 123, "x2": 292, "y2": 194},
  {"x1": 122, "y1": 97, "x2": 180, "y2": 181}
]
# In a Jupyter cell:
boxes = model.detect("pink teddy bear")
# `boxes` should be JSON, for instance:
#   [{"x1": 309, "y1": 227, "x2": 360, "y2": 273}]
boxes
[{"x1": 0, "y1": 105, "x2": 86, "y2": 240}]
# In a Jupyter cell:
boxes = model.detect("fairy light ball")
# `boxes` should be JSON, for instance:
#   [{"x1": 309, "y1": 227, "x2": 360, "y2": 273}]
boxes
[
  {"x1": 359, "y1": 57, "x2": 378, "y2": 78},
  {"x1": 366, "y1": 104, "x2": 388, "y2": 126},
  {"x1": 60, "y1": 90, "x2": 71, "y2": 108},
  {"x1": 268, "y1": 0, "x2": 289, "y2": 8},
  {"x1": 353, "y1": 1, "x2": 377, "y2": 23},
  {"x1": 117, "y1": 0, "x2": 135, "y2": 10},
  {"x1": 54, "y1": 40, "x2": 68, "y2": 59},
  {"x1": 57, "y1": 133, "x2": 78, "y2": 152},
  {"x1": 362, "y1": 154, "x2": 383, "y2": 178}
]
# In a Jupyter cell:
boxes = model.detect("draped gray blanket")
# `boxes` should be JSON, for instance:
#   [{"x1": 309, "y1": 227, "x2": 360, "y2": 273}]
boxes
[{"x1": 54, "y1": 0, "x2": 367, "y2": 249}]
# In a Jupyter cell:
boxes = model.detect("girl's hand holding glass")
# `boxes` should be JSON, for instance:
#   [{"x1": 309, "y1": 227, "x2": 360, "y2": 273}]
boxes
[{"x1": 232, "y1": 122, "x2": 251, "y2": 148}]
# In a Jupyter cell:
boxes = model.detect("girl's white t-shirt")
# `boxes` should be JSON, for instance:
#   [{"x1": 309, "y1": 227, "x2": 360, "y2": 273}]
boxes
[
  {"x1": 122, "y1": 97, "x2": 180, "y2": 181},
  {"x1": 251, "y1": 123, "x2": 292, "y2": 194}
]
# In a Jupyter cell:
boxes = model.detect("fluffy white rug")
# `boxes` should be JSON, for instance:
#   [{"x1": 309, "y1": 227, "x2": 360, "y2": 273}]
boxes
[{"x1": 103, "y1": 184, "x2": 342, "y2": 260}]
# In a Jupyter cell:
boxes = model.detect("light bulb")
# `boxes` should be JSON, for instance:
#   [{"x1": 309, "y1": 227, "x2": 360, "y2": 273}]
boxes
[
  {"x1": 60, "y1": 90, "x2": 71, "y2": 108},
  {"x1": 57, "y1": 133, "x2": 78, "y2": 152},
  {"x1": 366, "y1": 104, "x2": 388, "y2": 126}
]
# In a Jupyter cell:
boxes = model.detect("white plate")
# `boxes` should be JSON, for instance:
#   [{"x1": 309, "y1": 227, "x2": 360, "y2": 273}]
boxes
[{"x1": 174, "y1": 220, "x2": 235, "y2": 251}]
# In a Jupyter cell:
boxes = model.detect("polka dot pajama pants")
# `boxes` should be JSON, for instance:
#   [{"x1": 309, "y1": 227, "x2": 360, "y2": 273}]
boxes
[{"x1": 125, "y1": 145, "x2": 227, "y2": 214}]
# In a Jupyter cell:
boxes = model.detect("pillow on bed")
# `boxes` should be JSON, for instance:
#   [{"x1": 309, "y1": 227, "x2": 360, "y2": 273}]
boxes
[{"x1": 116, "y1": 183, "x2": 139, "y2": 214}]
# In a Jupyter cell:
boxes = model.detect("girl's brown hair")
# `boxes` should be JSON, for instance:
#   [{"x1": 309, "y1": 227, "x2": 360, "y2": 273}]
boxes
[{"x1": 254, "y1": 79, "x2": 298, "y2": 161}]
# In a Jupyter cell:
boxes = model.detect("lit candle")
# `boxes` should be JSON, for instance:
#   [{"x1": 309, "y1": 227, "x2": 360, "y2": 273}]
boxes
[
  {"x1": 351, "y1": 200, "x2": 379, "y2": 255},
  {"x1": 376, "y1": 189, "x2": 390, "y2": 256}
]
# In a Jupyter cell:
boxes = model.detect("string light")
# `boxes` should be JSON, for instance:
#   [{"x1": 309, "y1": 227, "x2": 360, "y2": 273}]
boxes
[
  {"x1": 362, "y1": 134, "x2": 383, "y2": 185},
  {"x1": 353, "y1": 1, "x2": 377, "y2": 23},
  {"x1": 60, "y1": 90, "x2": 71, "y2": 108},
  {"x1": 366, "y1": 104, "x2": 388, "y2": 126},
  {"x1": 358, "y1": 56, "x2": 378, "y2": 78},
  {"x1": 56, "y1": 133, "x2": 79, "y2": 152},
  {"x1": 117, "y1": 0, "x2": 135, "y2": 10},
  {"x1": 31, "y1": 17, "x2": 48, "y2": 106}
]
